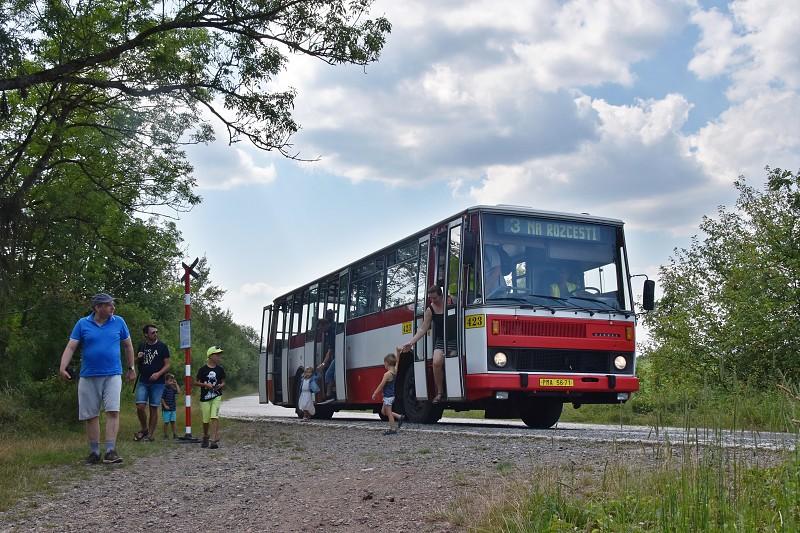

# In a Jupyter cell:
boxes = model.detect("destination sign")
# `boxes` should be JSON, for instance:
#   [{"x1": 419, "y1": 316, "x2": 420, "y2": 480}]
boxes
[{"x1": 498, "y1": 217, "x2": 612, "y2": 242}]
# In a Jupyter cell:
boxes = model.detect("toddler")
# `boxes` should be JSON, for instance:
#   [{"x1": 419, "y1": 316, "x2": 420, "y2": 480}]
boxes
[{"x1": 371, "y1": 351, "x2": 405, "y2": 435}]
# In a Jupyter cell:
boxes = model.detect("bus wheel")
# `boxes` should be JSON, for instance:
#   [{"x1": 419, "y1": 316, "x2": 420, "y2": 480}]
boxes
[
  {"x1": 519, "y1": 398, "x2": 563, "y2": 429},
  {"x1": 401, "y1": 370, "x2": 444, "y2": 424},
  {"x1": 314, "y1": 405, "x2": 335, "y2": 420}
]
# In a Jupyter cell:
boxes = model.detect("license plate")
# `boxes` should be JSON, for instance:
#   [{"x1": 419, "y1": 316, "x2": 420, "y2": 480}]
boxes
[{"x1": 539, "y1": 378, "x2": 574, "y2": 387}]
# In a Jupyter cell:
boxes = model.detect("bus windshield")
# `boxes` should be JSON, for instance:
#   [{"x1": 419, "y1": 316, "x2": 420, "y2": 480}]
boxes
[{"x1": 481, "y1": 213, "x2": 631, "y2": 312}]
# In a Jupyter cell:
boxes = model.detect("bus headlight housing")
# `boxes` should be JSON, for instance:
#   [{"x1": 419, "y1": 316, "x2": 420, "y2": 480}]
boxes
[
  {"x1": 493, "y1": 352, "x2": 508, "y2": 368},
  {"x1": 614, "y1": 355, "x2": 627, "y2": 370}
]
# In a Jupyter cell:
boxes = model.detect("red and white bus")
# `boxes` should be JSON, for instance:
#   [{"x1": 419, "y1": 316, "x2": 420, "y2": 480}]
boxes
[{"x1": 258, "y1": 205, "x2": 654, "y2": 428}]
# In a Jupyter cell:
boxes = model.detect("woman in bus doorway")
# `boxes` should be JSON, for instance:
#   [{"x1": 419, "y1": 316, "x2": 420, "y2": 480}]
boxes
[{"x1": 399, "y1": 285, "x2": 455, "y2": 403}]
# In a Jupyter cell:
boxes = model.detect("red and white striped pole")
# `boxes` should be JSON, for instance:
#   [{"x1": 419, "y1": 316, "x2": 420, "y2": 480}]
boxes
[{"x1": 182, "y1": 259, "x2": 199, "y2": 439}]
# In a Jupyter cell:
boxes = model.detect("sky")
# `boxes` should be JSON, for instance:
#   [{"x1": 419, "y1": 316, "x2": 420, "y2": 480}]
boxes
[{"x1": 178, "y1": 0, "x2": 800, "y2": 336}]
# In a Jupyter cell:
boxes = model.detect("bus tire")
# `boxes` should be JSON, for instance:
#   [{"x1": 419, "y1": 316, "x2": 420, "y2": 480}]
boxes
[
  {"x1": 314, "y1": 405, "x2": 335, "y2": 420},
  {"x1": 520, "y1": 398, "x2": 563, "y2": 429},
  {"x1": 401, "y1": 369, "x2": 443, "y2": 424}
]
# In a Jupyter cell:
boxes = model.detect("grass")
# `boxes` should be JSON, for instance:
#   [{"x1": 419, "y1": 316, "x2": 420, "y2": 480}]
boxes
[
  {"x1": 453, "y1": 445, "x2": 800, "y2": 532},
  {"x1": 446, "y1": 384, "x2": 800, "y2": 532},
  {"x1": 0, "y1": 381, "x2": 255, "y2": 512}
]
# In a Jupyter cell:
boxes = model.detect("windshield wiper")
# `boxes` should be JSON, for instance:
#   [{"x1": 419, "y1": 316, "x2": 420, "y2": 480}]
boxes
[
  {"x1": 489, "y1": 296, "x2": 556, "y2": 314},
  {"x1": 528, "y1": 294, "x2": 595, "y2": 316},
  {"x1": 568, "y1": 295, "x2": 628, "y2": 315}
]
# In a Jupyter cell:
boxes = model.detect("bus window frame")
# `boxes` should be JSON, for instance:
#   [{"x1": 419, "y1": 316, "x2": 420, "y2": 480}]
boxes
[
  {"x1": 349, "y1": 254, "x2": 386, "y2": 318},
  {"x1": 384, "y1": 239, "x2": 419, "y2": 311}
]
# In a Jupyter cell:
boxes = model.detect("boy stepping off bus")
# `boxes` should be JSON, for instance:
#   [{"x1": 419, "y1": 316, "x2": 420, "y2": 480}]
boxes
[
  {"x1": 372, "y1": 351, "x2": 405, "y2": 435},
  {"x1": 195, "y1": 346, "x2": 226, "y2": 449}
]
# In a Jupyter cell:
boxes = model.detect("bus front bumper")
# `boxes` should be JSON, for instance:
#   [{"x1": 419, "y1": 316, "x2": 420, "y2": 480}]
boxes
[{"x1": 464, "y1": 373, "x2": 639, "y2": 403}]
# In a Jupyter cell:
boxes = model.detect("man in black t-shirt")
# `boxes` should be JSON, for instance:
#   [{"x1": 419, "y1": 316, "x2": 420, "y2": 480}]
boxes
[{"x1": 133, "y1": 324, "x2": 170, "y2": 440}]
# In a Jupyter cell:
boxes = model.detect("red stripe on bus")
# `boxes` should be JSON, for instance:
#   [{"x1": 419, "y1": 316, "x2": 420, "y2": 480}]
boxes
[
  {"x1": 486, "y1": 315, "x2": 635, "y2": 351},
  {"x1": 464, "y1": 373, "x2": 639, "y2": 401},
  {"x1": 345, "y1": 365, "x2": 388, "y2": 403},
  {"x1": 288, "y1": 333, "x2": 306, "y2": 349},
  {"x1": 346, "y1": 306, "x2": 415, "y2": 335}
]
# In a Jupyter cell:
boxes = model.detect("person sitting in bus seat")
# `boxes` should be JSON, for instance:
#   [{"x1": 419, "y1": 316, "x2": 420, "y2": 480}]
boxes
[
  {"x1": 550, "y1": 267, "x2": 579, "y2": 298},
  {"x1": 400, "y1": 285, "x2": 455, "y2": 404},
  {"x1": 483, "y1": 246, "x2": 508, "y2": 299}
]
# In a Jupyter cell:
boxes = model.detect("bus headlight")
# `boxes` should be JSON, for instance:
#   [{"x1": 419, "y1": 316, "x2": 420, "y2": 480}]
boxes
[
  {"x1": 614, "y1": 355, "x2": 627, "y2": 370},
  {"x1": 493, "y1": 352, "x2": 508, "y2": 368}
]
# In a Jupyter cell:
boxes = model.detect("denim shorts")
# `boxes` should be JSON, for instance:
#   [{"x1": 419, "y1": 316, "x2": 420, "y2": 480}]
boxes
[
  {"x1": 78, "y1": 375, "x2": 122, "y2": 420},
  {"x1": 135, "y1": 382, "x2": 165, "y2": 407},
  {"x1": 382, "y1": 396, "x2": 395, "y2": 406},
  {"x1": 162, "y1": 410, "x2": 176, "y2": 423}
]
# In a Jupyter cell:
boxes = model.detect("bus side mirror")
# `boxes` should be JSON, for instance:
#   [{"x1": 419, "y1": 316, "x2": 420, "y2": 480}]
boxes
[
  {"x1": 463, "y1": 232, "x2": 476, "y2": 266},
  {"x1": 642, "y1": 280, "x2": 655, "y2": 311}
]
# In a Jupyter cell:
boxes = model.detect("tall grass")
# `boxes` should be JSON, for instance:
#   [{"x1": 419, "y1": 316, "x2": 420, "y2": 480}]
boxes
[
  {"x1": 453, "y1": 383, "x2": 800, "y2": 532},
  {"x1": 464, "y1": 445, "x2": 799, "y2": 532}
]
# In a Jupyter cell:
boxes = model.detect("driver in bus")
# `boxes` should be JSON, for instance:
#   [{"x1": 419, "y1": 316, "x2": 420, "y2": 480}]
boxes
[
  {"x1": 483, "y1": 246, "x2": 508, "y2": 299},
  {"x1": 550, "y1": 266, "x2": 579, "y2": 298}
]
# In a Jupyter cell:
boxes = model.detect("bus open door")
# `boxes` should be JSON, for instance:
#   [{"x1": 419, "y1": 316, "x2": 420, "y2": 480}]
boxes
[
  {"x1": 258, "y1": 305, "x2": 272, "y2": 404},
  {"x1": 443, "y1": 221, "x2": 465, "y2": 401}
]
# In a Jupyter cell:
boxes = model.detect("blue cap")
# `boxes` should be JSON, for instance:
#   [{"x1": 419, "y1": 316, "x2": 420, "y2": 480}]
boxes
[{"x1": 91, "y1": 293, "x2": 115, "y2": 306}]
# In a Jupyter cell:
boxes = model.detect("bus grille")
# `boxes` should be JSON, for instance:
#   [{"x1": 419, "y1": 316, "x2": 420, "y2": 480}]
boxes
[
  {"x1": 499, "y1": 319, "x2": 586, "y2": 338},
  {"x1": 513, "y1": 349, "x2": 610, "y2": 373}
]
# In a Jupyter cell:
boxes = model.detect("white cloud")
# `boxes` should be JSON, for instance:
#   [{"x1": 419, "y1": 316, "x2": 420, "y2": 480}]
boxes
[
  {"x1": 690, "y1": 90, "x2": 800, "y2": 182},
  {"x1": 195, "y1": 148, "x2": 277, "y2": 190},
  {"x1": 281, "y1": 0, "x2": 688, "y2": 184},
  {"x1": 468, "y1": 93, "x2": 710, "y2": 233},
  {"x1": 689, "y1": 0, "x2": 800, "y2": 101}
]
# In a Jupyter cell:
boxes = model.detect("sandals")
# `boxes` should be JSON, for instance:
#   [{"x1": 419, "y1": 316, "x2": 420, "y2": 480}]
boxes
[{"x1": 134, "y1": 431, "x2": 154, "y2": 442}]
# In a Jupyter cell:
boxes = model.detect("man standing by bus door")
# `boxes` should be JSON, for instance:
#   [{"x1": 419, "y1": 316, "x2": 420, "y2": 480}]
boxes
[
  {"x1": 317, "y1": 309, "x2": 337, "y2": 403},
  {"x1": 133, "y1": 324, "x2": 170, "y2": 441}
]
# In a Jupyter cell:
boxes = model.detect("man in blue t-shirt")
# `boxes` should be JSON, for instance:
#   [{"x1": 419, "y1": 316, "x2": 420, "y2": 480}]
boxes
[{"x1": 59, "y1": 293, "x2": 136, "y2": 465}]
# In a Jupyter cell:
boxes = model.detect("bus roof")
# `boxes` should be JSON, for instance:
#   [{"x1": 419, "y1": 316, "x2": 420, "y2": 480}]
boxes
[{"x1": 271, "y1": 205, "x2": 625, "y2": 302}]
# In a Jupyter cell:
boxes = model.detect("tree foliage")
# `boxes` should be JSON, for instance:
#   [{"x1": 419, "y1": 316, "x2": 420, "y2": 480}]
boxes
[
  {"x1": 643, "y1": 168, "x2": 800, "y2": 388},
  {"x1": 0, "y1": 0, "x2": 390, "y2": 385}
]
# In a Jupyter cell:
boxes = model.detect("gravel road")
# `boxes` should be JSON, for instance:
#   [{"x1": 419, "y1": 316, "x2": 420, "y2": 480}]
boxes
[{"x1": 0, "y1": 407, "x2": 790, "y2": 533}]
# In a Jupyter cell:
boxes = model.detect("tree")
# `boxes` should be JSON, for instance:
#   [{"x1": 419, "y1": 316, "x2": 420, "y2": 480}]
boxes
[
  {"x1": 643, "y1": 168, "x2": 800, "y2": 388},
  {"x1": 0, "y1": 0, "x2": 390, "y2": 370}
]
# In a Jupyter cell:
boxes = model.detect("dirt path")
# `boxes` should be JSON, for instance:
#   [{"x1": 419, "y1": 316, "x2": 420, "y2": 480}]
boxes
[{"x1": 0, "y1": 418, "x2": 785, "y2": 532}]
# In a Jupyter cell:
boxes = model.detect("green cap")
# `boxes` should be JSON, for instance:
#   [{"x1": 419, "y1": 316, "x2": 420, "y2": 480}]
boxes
[{"x1": 206, "y1": 346, "x2": 224, "y2": 357}]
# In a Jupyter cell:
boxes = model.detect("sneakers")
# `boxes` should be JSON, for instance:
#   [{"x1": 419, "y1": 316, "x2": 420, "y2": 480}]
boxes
[
  {"x1": 102, "y1": 450, "x2": 122, "y2": 464},
  {"x1": 209, "y1": 441, "x2": 219, "y2": 449},
  {"x1": 396, "y1": 414, "x2": 405, "y2": 429},
  {"x1": 85, "y1": 452, "x2": 101, "y2": 465},
  {"x1": 383, "y1": 429, "x2": 397, "y2": 436},
  {"x1": 201, "y1": 437, "x2": 209, "y2": 448}
]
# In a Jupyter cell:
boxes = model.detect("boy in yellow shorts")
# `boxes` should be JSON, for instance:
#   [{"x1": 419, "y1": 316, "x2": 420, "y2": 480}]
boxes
[{"x1": 195, "y1": 346, "x2": 226, "y2": 449}]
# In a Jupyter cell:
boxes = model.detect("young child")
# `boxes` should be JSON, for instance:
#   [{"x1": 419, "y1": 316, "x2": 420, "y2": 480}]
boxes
[
  {"x1": 297, "y1": 366, "x2": 319, "y2": 420},
  {"x1": 194, "y1": 346, "x2": 226, "y2": 449},
  {"x1": 161, "y1": 373, "x2": 181, "y2": 439},
  {"x1": 371, "y1": 351, "x2": 405, "y2": 435}
]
